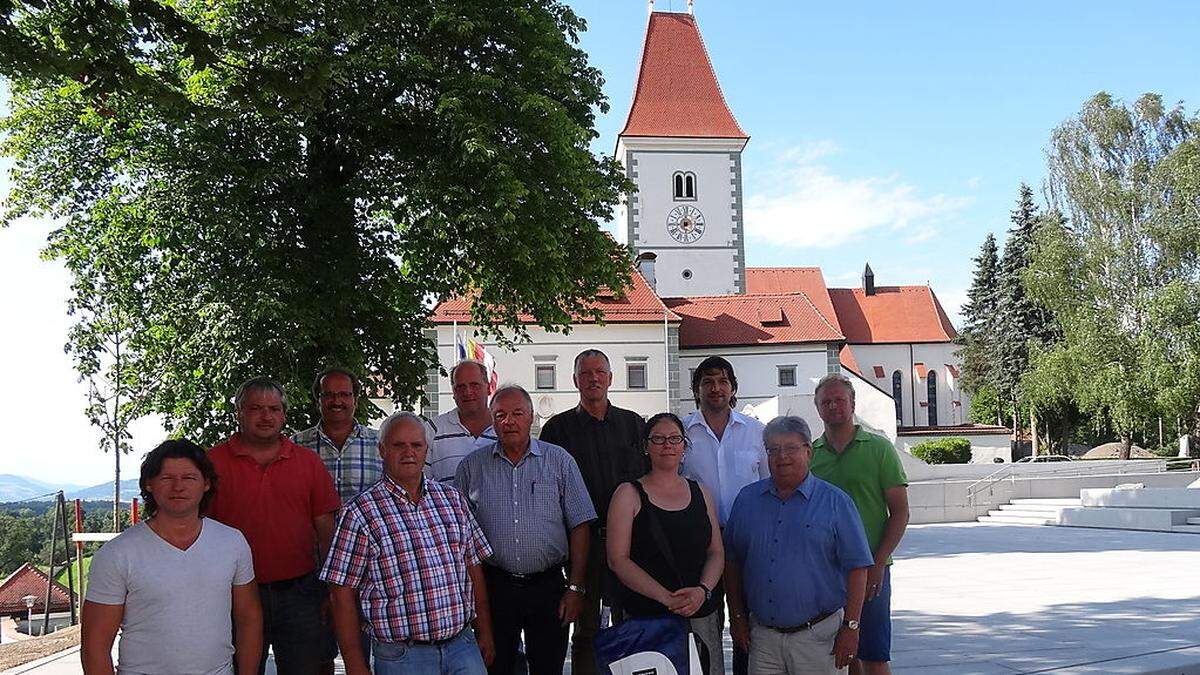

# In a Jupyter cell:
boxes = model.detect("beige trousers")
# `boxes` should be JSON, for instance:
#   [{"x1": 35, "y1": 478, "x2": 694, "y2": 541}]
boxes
[
  {"x1": 748, "y1": 609, "x2": 844, "y2": 675},
  {"x1": 690, "y1": 611, "x2": 725, "y2": 675}
]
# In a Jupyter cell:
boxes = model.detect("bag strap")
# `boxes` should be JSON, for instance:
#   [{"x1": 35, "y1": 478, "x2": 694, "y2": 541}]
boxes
[{"x1": 632, "y1": 480, "x2": 685, "y2": 589}]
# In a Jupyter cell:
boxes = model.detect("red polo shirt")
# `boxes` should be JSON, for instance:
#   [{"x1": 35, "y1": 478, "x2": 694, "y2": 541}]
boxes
[{"x1": 208, "y1": 433, "x2": 341, "y2": 583}]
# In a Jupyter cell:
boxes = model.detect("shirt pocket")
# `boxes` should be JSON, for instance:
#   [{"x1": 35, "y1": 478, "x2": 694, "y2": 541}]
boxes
[{"x1": 732, "y1": 446, "x2": 763, "y2": 483}]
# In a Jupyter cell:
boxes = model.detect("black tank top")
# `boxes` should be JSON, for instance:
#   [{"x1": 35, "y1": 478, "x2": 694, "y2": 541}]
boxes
[{"x1": 623, "y1": 479, "x2": 719, "y2": 617}]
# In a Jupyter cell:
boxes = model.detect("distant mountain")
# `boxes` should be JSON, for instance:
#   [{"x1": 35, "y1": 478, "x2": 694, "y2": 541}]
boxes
[
  {"x1": 0, "y1": 474, "x2": 83, "y2": 502},
  {"x1": 68, "y1": 479, "x2": 141, "y2": 502}
]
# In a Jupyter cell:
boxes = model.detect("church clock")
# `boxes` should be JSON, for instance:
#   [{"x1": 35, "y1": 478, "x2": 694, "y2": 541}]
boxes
[{"x1": 666, "y1": 205, "x2": 706, "y2": 244}]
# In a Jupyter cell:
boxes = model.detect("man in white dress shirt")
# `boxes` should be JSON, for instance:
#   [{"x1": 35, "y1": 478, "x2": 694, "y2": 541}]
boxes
[{"x1": 680, "y1": 355, "x2": 768, "y2": 675}]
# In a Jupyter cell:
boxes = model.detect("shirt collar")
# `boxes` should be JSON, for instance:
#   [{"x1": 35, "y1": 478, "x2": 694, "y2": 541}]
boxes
[
  {"x1": 229, "y1": 433, "x2": 295, "y2": 459},
  {"x1": 574, "y1": 402, "x2": 612, "y2": 423},
  {"x1": 381, "y1": 473, "x2": 427, "y2": 504},
  {"x1": 686, "y1": 409, "x2": 746, "y2": 433},
  {"x1": 491, "y1": 438, "x2": 543, "y2": 458},
  {"x1": 763, "y1": 472, "x2": 817, "y2": 500},
  {"x1": 815, "y1": 424, "x2": 865, "y2": 452}
]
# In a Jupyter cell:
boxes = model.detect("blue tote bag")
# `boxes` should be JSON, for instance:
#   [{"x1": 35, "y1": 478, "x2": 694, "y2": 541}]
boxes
[{"x1": 594, "y1": 614, "x2": 703, "y2": 675}]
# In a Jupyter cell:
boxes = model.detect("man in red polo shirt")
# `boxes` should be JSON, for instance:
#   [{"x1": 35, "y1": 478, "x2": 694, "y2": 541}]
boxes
[{"x1": 208, "y1": 376, "x2": 341, "y2": 675}]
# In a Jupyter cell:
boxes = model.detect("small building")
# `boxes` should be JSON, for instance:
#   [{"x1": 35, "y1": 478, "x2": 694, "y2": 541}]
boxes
[{"x1": 0, "y1": 563, "x2": 75, "y2": 637}]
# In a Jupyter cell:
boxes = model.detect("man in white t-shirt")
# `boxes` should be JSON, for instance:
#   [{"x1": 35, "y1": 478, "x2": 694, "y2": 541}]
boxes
[
  {"x1": 81, "y1": 439, "x2": 263, "y2": 675},
  {"x1": 427, "y1": 360, "x2": 496, "y2": 485}
]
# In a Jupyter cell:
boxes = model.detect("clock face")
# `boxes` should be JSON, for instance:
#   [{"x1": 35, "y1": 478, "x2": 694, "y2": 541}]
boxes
[{"x1": 666, "y1": 205, "x2": 706, "y2": 244}]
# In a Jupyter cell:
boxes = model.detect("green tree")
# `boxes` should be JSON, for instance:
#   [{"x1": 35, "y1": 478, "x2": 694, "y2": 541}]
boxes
[
  {"x1": 958, "y1": 233, "x2": 1002, "y2": 424},
  {"x1": 993, "y1": 184, "x2": 1059, "y2": 434},
  {"x1": 1, "y1": 0, "x2": 631, "y2": 443},
  {"x1": 1027, "y1": 92, "x2": 1200, "y2": 459}
]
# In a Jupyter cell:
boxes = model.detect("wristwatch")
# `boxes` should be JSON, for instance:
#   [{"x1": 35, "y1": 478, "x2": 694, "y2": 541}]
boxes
[
  {"x1": 698, "y1": 583, "x2": 712, "y2": 602},
  {"x1": 842, "y1": 619, "x2": 860, "y2": 630},
  {"x1": 567, "y1": 583, "x2": 586, "y2": 594}
]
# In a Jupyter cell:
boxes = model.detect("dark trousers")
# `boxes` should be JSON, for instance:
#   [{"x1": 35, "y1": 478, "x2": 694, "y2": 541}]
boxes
[
  {"x1": 569, "y1": 537, "x2": 605, "y2": 675},
  {"x1": 484, "y1": 565, "x2": 569, "y2": 675},
  {"x1": 256, "y1": 572, "x2": 335, "y2": 675}
]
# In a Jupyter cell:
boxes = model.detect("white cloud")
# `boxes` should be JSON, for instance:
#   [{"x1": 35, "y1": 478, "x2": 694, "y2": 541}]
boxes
[{"x1": 744, "y1": 143, "x2": 971, "y2": 249}]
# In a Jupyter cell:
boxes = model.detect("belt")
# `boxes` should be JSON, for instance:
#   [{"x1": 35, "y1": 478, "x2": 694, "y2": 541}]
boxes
[
  {"x1": 408, "y1": 627, "x2": 467, "y2": 647},
  {"x1": 484, "y1": 564, "x2": 564, "y2": 584},
  {"x1": 258, "y1": 572, "x2": 313, "y2": 591},
  {"x1": 765, "y1": 609, "x2": 837, "y2": 634}
]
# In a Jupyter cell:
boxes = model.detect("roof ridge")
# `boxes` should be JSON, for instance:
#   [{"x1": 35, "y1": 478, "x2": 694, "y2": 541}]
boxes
[
  {"x1": 670, "y1": 291, "x2": 817, "y2": 301},
  {"x1": 792, "y1": 289, "x2": 846, "y2": 340}
]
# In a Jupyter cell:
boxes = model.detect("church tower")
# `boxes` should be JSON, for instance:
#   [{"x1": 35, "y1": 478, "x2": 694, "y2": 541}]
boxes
[{"x1": 615, "y1": 8, "x2": 749, "y2": 297}]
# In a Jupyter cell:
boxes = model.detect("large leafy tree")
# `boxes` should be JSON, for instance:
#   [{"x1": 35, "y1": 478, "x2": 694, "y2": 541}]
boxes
[
  {"x1": 1026, "y1": 92, "x2": 1200, "y2": 459},
  {"x1": 1, "y1": 0, "x2": 631, "y2": 442}
]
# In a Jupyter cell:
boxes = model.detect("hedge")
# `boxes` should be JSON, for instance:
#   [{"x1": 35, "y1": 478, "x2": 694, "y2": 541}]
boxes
[{"x1": 910, "y1": 437, "x2": 972, "y2": 464}]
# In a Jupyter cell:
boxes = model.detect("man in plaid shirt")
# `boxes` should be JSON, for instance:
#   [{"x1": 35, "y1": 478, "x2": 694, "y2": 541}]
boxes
[
  {"x1": 293, "y1": 367, "x2": 384, "y2": 502},
  {"x1": 321, "y1": 410, "x2": 495, "y2": 675}
]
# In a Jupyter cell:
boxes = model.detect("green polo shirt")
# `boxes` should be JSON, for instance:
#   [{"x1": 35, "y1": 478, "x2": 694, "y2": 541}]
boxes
[{"x1": 811, "y1": 426, "x2": 908, "y2": 564}]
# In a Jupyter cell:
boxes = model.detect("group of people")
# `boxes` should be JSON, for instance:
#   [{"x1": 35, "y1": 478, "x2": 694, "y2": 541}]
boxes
[{"x1": 79, "y1": 351, "x2": 909, "y2": 675}]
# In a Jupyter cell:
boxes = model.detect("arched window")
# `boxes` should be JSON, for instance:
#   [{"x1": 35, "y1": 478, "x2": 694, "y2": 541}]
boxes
[
  {"x1": 673, "y1": 171, "x2": 697, "y2": 201},
  {"x1": 927, "y1": 370, "x2": 938, "y2": 426},
  {"x1": 891, "y1": 371, "x2": 903, "y2": 426}
]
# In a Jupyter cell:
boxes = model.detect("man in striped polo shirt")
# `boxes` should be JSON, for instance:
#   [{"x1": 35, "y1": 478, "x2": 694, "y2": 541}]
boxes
[{"x1": 428, "y1": 360, "x2": 497, "y2": 486}]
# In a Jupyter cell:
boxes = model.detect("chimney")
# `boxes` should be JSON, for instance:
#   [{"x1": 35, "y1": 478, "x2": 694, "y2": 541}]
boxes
[
  {"x1": 863, "y1": 263, "x2": 875, "y2": 296},
  {"x1": 636, "y1": 251, "x2": 658, "y2": 290}
]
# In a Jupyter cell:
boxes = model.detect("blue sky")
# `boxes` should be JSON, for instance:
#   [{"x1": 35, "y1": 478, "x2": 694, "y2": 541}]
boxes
[
  {"x1": 570, "y1": 0, "x2": 1200, "y2": 300},
  {"x1": 2, "y1": 1, "x2": 1197, "y2": 483}
]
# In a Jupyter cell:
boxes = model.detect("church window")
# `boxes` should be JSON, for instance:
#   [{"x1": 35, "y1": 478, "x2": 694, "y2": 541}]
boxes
[
  {"x1": 535, "y1": 364, "x2": 556, "y2": 390},
  {"x1": 627, "y1": 363, "x2": 648, "y2": 390},
  {"x1": 673, "y1": 171, "x2": 697, "y2": 201},
  {"x1": 777, "y1": 366, "x2": 796, "y2": 388},
  {"x1": 927, "y1": 370, "x2": 938, "y2": 426},
  {"x1": 892, "y1": 371, "x2": 903, "y2": 426}
]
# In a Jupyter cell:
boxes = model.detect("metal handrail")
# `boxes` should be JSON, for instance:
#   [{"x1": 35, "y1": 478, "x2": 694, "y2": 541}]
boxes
[{"x1": 964, "y1": 459, "x2": 1173, "y2": 505}]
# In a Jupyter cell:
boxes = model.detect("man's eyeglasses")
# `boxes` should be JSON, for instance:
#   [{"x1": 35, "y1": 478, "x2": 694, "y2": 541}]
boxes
[
  {"x1": 648, "y1": 434, "x2": 686, "y2": 446},
  {"x1": 766, "y1": 444, "x2": 809, "y2": 456}
]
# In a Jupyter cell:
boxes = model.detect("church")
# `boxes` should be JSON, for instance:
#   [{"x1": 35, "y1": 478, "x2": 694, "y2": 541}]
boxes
[{"x1": 425, "y1": 8, "x2": 975, "y2": 449}]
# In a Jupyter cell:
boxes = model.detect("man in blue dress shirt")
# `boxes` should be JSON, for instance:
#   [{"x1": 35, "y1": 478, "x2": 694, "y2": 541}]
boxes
[{"x1": 724, "y1": 416, "x2": 874, "y2": 674}]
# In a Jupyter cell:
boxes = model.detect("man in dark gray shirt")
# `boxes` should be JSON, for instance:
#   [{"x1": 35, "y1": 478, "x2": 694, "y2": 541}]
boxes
[
  {"x1": 539, "y1": 349, "x2": 646, "y2": 675},
  {"x1": 456, "y1": 384, "x2": 596, "y2": 675}
]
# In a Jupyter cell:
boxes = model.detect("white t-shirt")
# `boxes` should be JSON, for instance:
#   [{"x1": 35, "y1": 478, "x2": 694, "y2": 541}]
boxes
[{"x1": 86, "y1": 519, "x2": 255, "y2": 675}]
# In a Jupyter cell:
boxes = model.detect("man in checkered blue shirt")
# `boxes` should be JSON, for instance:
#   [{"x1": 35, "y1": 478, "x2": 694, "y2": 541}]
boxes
[
  {"x1": 456, "y1": 384, "x2": 596, "y2": 675},
  {"x1": 321, "y1": 411, "x2": 495, "y2": 675},
  {"x1": 293, "y1": 368, "x2": 384, "y2": 502}
]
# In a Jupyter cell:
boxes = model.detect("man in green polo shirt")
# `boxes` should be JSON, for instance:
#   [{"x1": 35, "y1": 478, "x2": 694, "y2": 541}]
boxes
[{"x1": 811, "y1": 373, "x2": 909, "y2": 675}]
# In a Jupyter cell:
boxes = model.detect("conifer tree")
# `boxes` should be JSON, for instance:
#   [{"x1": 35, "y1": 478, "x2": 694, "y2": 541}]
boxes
[{"x1": 957, "y1": 233, "x2": 1001, "y2": 424}]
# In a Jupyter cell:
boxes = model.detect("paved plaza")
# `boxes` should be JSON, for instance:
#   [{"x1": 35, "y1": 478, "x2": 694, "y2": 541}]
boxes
[{"x1": 5, "y1": 522, "x2": 1199, "y2": 674}]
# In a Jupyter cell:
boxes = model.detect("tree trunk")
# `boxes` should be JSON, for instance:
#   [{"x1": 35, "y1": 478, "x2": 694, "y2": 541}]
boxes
[
  {"x1": 1030, "y1": 409, "x2": 1039, "y2": 458},
  {"x1": 1119, "y1": 435, "x2": 1132, "y2": 461}
]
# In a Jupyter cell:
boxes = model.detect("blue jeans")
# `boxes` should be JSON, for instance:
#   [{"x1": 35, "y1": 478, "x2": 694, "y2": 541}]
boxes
[
  {"x1": 858, "y1": 565, "x2": 893, "y2": 662},
  {"x1": 256, "y1": 572, "x2": 336, "y2": 675},
  {"x1": 372, "y1": 629, "x2": 487, "y2": 675}
]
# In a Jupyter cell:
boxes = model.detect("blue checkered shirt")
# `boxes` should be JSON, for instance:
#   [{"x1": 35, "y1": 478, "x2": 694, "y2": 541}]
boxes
[
  {"x1": 292, "y1": 424, "x2": 383, "y2": 502},
  {"x1": 454, "y1": 439, "x2": 597, "y2": 574}
]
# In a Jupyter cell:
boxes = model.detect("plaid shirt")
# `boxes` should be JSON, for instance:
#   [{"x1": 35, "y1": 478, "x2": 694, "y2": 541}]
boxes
[
  {"x1": 292, "y1": 424, "x2": 383, "y2": 502},
  {"x1": 319, "y1": 475, "x2": 492, "y2": 643}
]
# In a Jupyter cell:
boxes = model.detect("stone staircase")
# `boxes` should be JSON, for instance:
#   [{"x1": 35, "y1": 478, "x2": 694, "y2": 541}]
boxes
[{"x1": 976, "y1": 498, "x2": 1080, "y2": 525}]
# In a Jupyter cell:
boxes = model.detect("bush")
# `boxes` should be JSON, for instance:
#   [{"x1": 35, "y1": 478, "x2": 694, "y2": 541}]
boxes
[{"x1": 911, "y1": 438, "x2": 972, "y2": 464}]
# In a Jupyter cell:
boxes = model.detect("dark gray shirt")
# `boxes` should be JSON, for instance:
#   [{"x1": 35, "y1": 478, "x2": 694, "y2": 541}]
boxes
[{"x1": 455, "y1": 438, "x2": 597, "y2": 574}]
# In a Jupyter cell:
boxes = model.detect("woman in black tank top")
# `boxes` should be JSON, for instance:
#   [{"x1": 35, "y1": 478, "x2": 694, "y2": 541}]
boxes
[{"x1": 606, "y1": 412, "x2": 725, "y2": 675}]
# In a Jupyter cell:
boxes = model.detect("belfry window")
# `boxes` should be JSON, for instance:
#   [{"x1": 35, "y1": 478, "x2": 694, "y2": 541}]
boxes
[{"x1": 673, "y1": 171, "x2": 697, "y2": 201}]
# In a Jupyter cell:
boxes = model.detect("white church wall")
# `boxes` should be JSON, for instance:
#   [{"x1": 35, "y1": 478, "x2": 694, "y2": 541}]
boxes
[
  {"x1": 432, "y1": 323, "x2": 672, "y2": 424},
  {"x1": 848, "y1": 342, "x2": 969, "y2": 427},
  {"x1": 677, "y1": 345, "x2": 828, "y2": 415},
  {"x1": 630, "y1": 151, "x2": 734, "y2": 249}
]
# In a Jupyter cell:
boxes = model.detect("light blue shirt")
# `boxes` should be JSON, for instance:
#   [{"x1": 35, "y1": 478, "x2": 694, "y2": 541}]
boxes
[
  {"x1": 680, "y1": 409, "x2": 769, "y2": 525},
  {"x1": 724, "y1": 474, "x2": 874, "y2": 628},
  {"x1": 455, "y1": 438, "x2": 597, "y2": 574}
]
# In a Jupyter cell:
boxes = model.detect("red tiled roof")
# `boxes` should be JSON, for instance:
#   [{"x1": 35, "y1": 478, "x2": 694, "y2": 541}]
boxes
[
  {"x1": 619, "y1": 12, "x2": 747, "y2": 139},
  {"x1": 0, "y1": 563, "x2": 74, "y2": 615},
  {"x1": 828, "y1": 286, "x2": 958, "y2": 344},
  {"x1": 745, "y1": 268, "x2": 841, "y2": 332},
  {"x1": 430, "y1": 269, "x2": 680, "y2": 325},
  {"x1": 840, "y1": 345, "x2": 862, "y2": 376},
  {"x1": 664, "y1": 292, "x2": 843, "y2": 348}
]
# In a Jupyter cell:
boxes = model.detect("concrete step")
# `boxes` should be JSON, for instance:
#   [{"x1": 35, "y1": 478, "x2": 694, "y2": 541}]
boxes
[
  {"x1": 997, "y1": 503, "x2": 1069, "y2": 514},
  {"x1": 1187, "y1": 516, "x2": 1200, "y2": 525},
  {"x1": 990, "y1": 508, "x2": 1061, "y2": 520},
  {"x1": 977, "y1": 515, "x2": 1054, "y2": 525},
  {"x1": 1173, "y1": 524, "x2": 1200, "y2": 534},
  {"x1": 1058, "y1": 506, "x2": 1200, "y2": 531},
  {"x1": 1009, "y1": 498, "x2": 1083, "y2": 506}
]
